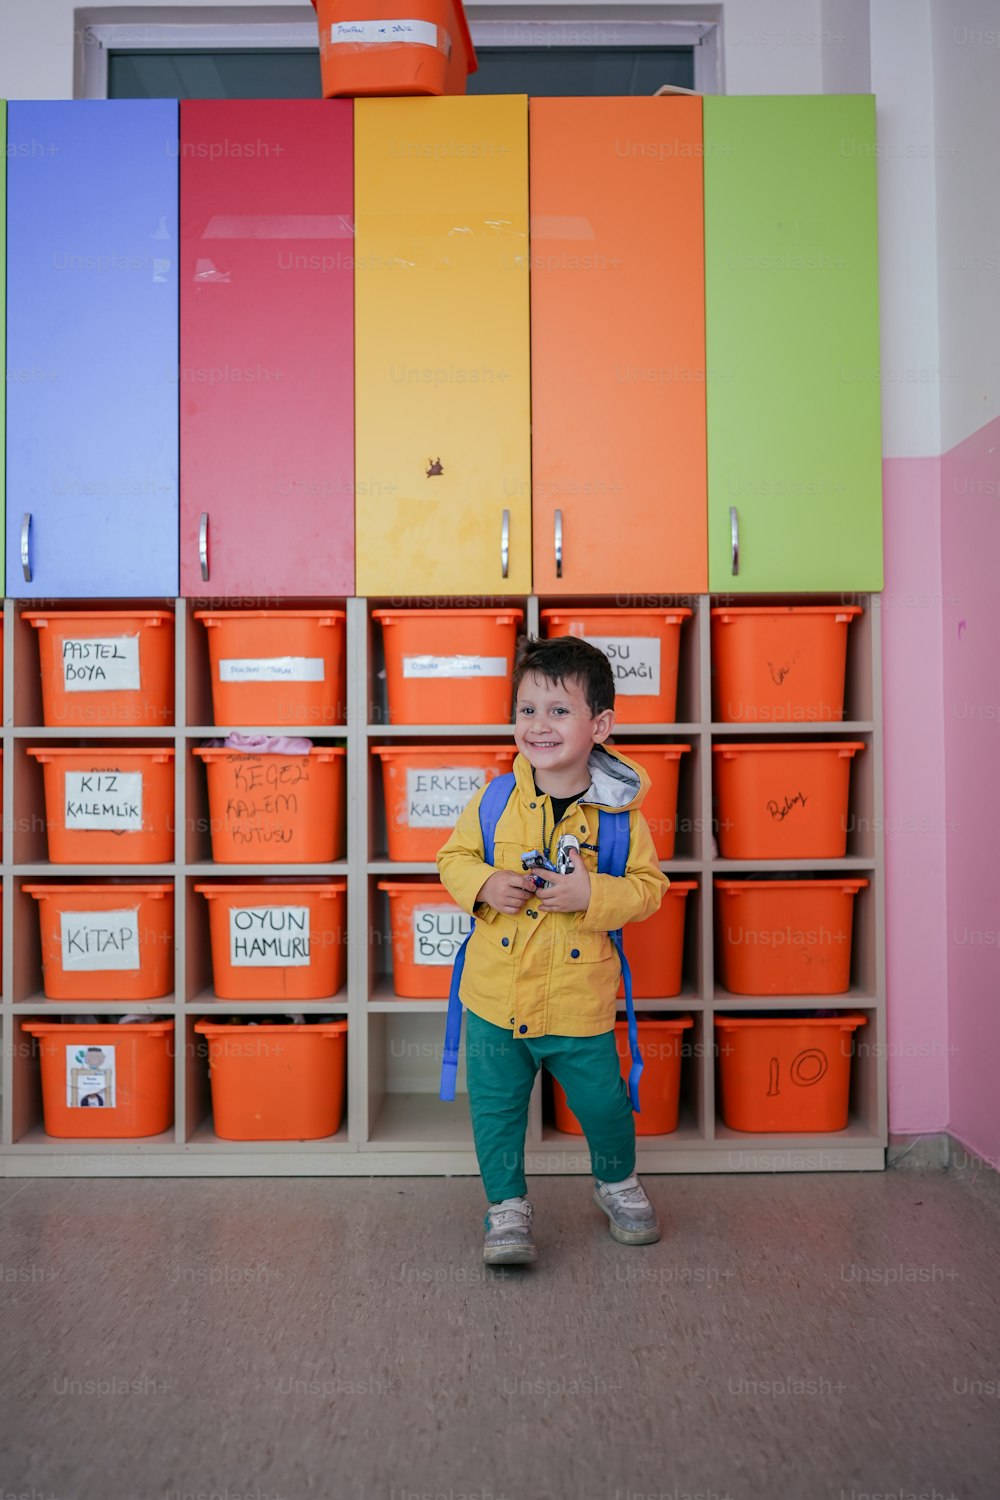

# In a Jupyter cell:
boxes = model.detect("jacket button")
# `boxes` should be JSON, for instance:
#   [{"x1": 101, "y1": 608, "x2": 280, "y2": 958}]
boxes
[
  {"x1": 530, "y1": 801, "x2": 536, "y2": 808},
  {"x1": 526, "y1": 909, "x2": 536, "y2": 918},
  {"x1": 518, "y1": 1025, "x2": 528, "y2": 1034},
  {"x1": 570, "y1": 948, "x2": 580, "y2": 958},
  {"x1": 501, "y1": 937, "x2": 510, "y2": 947},
  {"x1": 580, "y1": 825, "x2": 586, "y2": 833}
]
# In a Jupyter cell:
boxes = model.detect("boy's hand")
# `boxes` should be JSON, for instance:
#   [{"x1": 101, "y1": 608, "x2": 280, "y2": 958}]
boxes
[
  {"x1": 476, "y1": 871, "x2": 536, "y2": 915},
  {"x1": 535, "y1": 850, "x2": 591, "y2": 913}
]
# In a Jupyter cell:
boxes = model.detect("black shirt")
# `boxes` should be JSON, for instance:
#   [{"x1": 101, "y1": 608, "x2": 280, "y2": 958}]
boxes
[{"x1": 536, "y1": 784, "x2": 588, "y2": 829}]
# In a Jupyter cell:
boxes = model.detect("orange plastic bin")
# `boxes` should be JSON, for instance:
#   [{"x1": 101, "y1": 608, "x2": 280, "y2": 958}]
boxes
[
  {"x1": 715, "y1": 878, "x2": 869, "y2": 995},
  {"x1": 617, "y1": 881, "x2": 695, "y2": 999},
  {"x1": 541, "y1": 608, "x2": 691, "y2": 723},
  {"x1": 373, "y1": 744, "x2": 517, "y2": 861},
  {"x1": 712, "y1": 605, "x2": 861, "y2": 723},
  {"x1": 713, "y1": 741, "x2": 865, "y2": 859},
  {"x1": 196, "y1": 881, "x2": 347, "y2": 1000},
  {"x1": 22, "y1": 1018, "x2": 174, "y2": 1138},
  {"x1": 193, "y1": 746, "x2": 346, "y2": 863},
  {"x1": 378, "y1": 880, "x2": 471, "y2": 998},
  {"x1": 374, "y1": 609, "x2": 523, "y2": 725},
  {"x1": 25, "y1": 883, "x2": 174, "y2": 1001},
  {"x1": 714, "y1": 1012, "x2": 867, "y2": 1132},
  {"x1": 24, "y1": 609, "x2": 174, "y2": 728},
  {"x1": 311, "y1": 0, "x2": 477, "y2": 98},
  {"x1": 28, "y1": 747, "x2": 175, "y2": 864},
  {"x1": 194, "y1": 610, "x2": 346, "y2": 727},
  {"x1": 622, "y1": 743, "x2": 690, "y2": 858},
  {"x1": 552, "y1": 1016, "x2": 693, "y2": 1135},
  {"x1": 194, "y1": 1018, "x2": 347, "y2": 1140}
]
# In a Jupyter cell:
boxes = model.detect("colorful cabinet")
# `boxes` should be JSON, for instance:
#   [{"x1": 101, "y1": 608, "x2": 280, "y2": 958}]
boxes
[
  {"x1": 704, "y1": 96, "x2": 883, "y2": 591},
  {"x1": 354, "y1": 96, "x2": 531, "y2": 597},
  {"x1": 5, "y1": 101, "x2": 179, "y2": 597},
  {"x1": 529, "y1": 97, "x2": 707, "y2": 595},
  {"x1": 179, "y1": 100, "x2": 355, "y2": 598}
]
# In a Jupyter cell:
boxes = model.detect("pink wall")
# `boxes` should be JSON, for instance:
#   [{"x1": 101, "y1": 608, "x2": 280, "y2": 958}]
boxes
[
  {"x1": 941, "y1": 412, "x2": 1000, "y2": 1169},
  {"x1": 881, "y1": 455, "x2": 950, "y2": 1132}
]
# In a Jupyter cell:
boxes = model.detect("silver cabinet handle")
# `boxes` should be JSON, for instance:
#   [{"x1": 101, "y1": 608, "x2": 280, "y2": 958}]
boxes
[
  {"x1": 500, "y1": 508, "x2": 509, "y2": 579},
  {"x1": 21, "y1": 513, "x2": 32, "y2": 583},
  {"x1": 554, "y1": 508, "x2": 563, "y2": 579},
  {"x1": 730, "y1": 506, "x2": 740, "y2": 577},
  {"x1": 199, "y1": 511, "x2": 210, "y2": 582}
]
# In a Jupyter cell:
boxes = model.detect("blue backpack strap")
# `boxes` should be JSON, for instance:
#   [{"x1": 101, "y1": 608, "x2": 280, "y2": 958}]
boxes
[
  {"x1": 598, "y1": 807, "x2": 642, "y2": 1114},
  {"x1": 440, "y1": 773, "x2": 516, "y2": 1102}
]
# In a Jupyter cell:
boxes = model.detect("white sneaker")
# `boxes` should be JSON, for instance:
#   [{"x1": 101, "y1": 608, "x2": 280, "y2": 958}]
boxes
[
  {"x1": 593, "y1": 1174, "x2": 661, "y2": 1245},
  {"x1": 483, "y1": 1196, "x2": 537, "y2": 1265}
]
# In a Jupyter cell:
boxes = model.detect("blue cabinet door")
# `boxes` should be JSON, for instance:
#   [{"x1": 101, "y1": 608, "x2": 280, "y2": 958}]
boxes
[{"x1": 6, "y1": 101, "x2": 179, "y2": 597}]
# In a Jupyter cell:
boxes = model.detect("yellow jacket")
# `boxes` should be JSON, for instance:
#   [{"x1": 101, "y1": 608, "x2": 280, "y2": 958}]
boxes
[{"x1": 436, "y1": 745, "x2": 669, "y2": 1038}]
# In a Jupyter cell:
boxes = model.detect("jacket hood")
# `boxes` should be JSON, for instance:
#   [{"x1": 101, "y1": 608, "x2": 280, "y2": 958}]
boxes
[{"x1": 513, "y1": 742, "x2": 650, "y2": 813}]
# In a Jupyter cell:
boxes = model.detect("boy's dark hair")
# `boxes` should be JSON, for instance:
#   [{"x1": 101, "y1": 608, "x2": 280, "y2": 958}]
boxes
[{"x1": 512, "y1": 635, "x2": 615, "y2": 717}]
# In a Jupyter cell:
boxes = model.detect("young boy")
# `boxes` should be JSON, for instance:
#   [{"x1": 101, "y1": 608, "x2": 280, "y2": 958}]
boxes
[{"x1": 437, "y1": 635, "x2": 669, "y2": 1265}]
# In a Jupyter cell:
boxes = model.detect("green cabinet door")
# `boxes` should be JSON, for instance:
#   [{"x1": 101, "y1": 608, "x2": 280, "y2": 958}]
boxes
[{"x1": 704, "y1": 96, "x2": 883, "y2": 592}]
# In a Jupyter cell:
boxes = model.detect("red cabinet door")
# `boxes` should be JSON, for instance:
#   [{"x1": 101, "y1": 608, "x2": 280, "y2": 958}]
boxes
[{"x1": 180, "y1": 101, "x2": 354, "y2": 597}]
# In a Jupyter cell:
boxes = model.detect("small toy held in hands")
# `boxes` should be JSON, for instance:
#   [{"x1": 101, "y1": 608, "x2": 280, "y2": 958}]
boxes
[{"x1": 521, "y1": 834, "x2": 582, "y2": 888}]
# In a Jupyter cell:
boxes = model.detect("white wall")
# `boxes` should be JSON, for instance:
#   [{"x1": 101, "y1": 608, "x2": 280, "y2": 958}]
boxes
[
  {"x1": 868, "y1": 0, "x2": 942, "y2": 458},
  {"x1": 930, "y1": 0, "x2": 1000, "y2": 451}
]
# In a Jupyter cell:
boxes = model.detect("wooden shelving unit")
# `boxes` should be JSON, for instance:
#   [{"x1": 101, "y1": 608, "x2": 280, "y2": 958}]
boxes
[{"x1": 0, "y1": 593, "x2": 887, "y2": 1175}]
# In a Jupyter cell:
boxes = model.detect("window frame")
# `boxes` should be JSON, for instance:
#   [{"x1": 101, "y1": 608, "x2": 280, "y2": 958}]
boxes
[{"x1": 76, "y1": 12, "x2": 721, "y2": 99}]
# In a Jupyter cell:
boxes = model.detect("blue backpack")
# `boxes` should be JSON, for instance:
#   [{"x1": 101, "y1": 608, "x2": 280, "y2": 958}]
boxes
[{"x1": 439, "y1": 771, "x2": 642, "y2": 1112}]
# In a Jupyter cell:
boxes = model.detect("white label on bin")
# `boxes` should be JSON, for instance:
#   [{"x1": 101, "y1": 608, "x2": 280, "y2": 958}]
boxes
[
  {"x1": 61, "y1": 635, "x2": 140, "y2": 693},
  {"x1": 229, "y1": 906, "x2": 311, "y2": 967},
  {"x1": 331, "y1": 19, "x2": 448, "y2": 53},
  {"x1": 402, "y1": 655, "x2": 506, "y2": 680},
  {"x1": 64, "y1": 772, "x2": 143, "y2": 831},
  {"x1": 584, "y1": 636, "x2": 660, "y2": 695},
  {"x1": 66, "y1": 1043, "x2": 116, "y2": 1109},
  {"x1": 405, "y1": 767, "x2": 486, "y2": 828},
  {"x1": 219, "y1": 657, "x2": 325, "y2": 684},
  {"x1": 412, "y1": 905, "x2": 472, "y2": 965},
  {"x1": 60, "y1": 909, "x2": 140, "y2": 972}
]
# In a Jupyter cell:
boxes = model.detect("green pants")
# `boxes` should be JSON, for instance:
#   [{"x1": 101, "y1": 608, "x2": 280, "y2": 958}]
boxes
[{"x1": 465, "y1": 1009, "x2": 636, "y2": 1203}]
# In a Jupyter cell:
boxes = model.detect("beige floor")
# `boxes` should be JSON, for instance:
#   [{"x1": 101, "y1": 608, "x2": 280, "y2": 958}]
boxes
[{"x1": 1, "y1": 1163, "x2": 998, "y2": 1500}]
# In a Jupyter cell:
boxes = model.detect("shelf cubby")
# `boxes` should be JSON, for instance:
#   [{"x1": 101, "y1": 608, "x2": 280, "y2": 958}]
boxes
[{"x1": 0, "y1": 594, "x2": 886, "y2": 1173}]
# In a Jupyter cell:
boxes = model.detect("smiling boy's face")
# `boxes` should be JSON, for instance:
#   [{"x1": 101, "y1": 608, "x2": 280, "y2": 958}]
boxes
[{"x1": 514, "y1": 671, "x2": 614, "y2": 786}]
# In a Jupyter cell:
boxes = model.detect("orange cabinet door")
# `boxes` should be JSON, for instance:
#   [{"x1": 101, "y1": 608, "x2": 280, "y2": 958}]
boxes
[{"x1": 530, "y1": 98, "x2": 707, "y2": 595}]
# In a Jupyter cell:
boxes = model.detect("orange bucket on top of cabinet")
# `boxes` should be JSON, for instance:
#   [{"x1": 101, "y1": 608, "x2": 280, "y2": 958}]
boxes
[
  {"x1": 23, "y1": 610, "x2": 174, "y2": 728},
  {"x1": 617, "y1": 881, "x2": 696, "y2": 1000},
  {"x1": 21, "y1": 1018, "x2": 174, "y2": 1138},
  {"x1": 194, "y1": 610, "x2": 346, "y2": 727},
  {"x1": 714, "y1": 1012, "x2": 867, "y2": 1132},
  {"x1": 192, "y1": 746, "x2": 346, "y2": 864},
  {"x1": 713, "y1": 741, "x2": 865, "y2": 859},
  {"x1": 310, "y1": 0, "x2": 477, "y2": 98},
  {"x1": 715, "y1": 878, "x2": 869, "y2": 995},
  {"x1": 540, "y1": 608, "x2": 691, "y2": 723},
  {"x1": 620, "y1": 743, "x2": 690, "y2": 858},
  {"x1": 194, "y1": 1018, "x2": 347, "y2": 1140},
  {"x1": 24, "y1": 883, "x2": 174, "y2": 1001},
  {"x1": 195, "y1": 881, "x2": 347, "y2": 1000},
  {"x1": 378, "y1": 880, "x2": 471, "y2": 998},
  {"x1": 552, "y1": 1016, "x2": 693, "y2": 1136},
  {"x1": 711, "y1": 605, "x2": 862, "y2": 722},
  {"x1": 27, "y1": 746, "x2": 175, "y2": 864},
  {"x1": 372, "y1": 744, "x2": 517, "y2": 861},
  {"x1": 373, "y1": 609, "x2": 523, "y2": 725}
]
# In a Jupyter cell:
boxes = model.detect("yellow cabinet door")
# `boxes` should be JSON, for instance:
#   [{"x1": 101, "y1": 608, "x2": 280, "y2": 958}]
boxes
[{"x1": 355, "y1": 96, "x2": 531, "y2": 596}]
